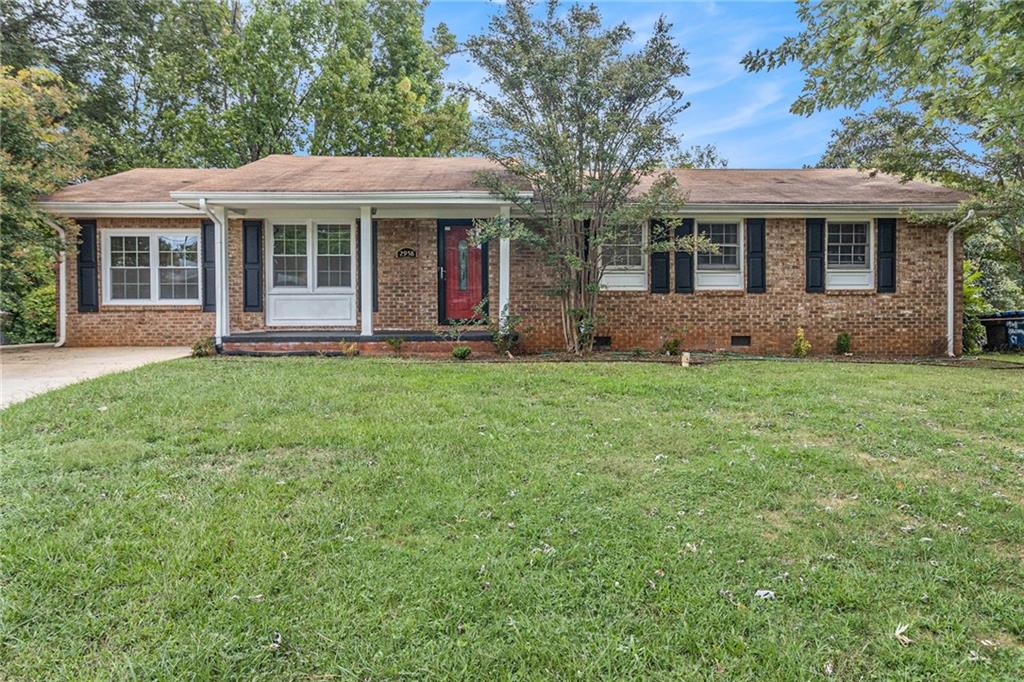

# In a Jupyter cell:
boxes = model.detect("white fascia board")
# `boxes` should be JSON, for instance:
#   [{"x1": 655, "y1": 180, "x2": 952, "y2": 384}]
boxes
[
  {"x1": 678, "y1": 203, "x2": 960, "y2": 216},
  {"x1": 170, "y1": 191, "x2": 531, "y2": 206},
  {"x1": 37, "y1": 201, "x2": 206, "y2": 217}
]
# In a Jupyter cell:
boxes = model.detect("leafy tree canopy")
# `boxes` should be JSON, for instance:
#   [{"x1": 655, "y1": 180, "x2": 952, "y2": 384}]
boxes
[
  {"x1": 463, "y1": 0, "x2": 710, "y2": 353},
  {"x1": 0, "y1": 66, "x2": 89, "y2": 341},
  {"x1": 1, "y1": 0, "x2": 471, "y2": 173},
  {"x1": 743, "y1": 0, "x2": 1024, "y2": 308}
]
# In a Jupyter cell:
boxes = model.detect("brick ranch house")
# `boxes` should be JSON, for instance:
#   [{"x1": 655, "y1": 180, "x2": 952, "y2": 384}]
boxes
[{"x1": 38, "y1": 155, "x2": 969, "y2": 356}]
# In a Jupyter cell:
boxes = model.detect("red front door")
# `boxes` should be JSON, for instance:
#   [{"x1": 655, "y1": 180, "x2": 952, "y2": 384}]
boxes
[{"x1": 441, "y1": 223, "x2": 485, "y2": 321}]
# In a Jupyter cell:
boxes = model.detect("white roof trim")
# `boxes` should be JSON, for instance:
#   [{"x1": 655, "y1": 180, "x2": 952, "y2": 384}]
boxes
[
  {"x1": 170, "y1": 190, "x2": 529, "y2": 206},
  {"x1": 37, "y1": 201, "x2": 205, "y2": 217},
  {"x1": 678, "y1": 203, "x2": 959, "y2": 216}
]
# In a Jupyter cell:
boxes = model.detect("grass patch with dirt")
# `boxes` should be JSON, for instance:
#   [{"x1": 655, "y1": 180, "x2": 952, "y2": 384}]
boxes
[{"x1": 2, "y1": 358, "x2": 1022, "y2": 679}]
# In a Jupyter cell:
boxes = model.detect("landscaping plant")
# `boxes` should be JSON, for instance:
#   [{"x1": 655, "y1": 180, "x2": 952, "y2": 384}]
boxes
[
  {"x1": 792, "y1": 327, "x2": 811, "y2": 357},
  {"x1": 835, "y1": 332, "x2": 851, "y2": 355}
]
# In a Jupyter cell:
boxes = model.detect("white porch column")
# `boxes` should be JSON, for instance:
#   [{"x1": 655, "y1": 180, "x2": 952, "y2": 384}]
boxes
[
  {"x1": 216, "y1": 205, "x2": 230, "y2": 341},
  {"x1": 360, "y1": 205, "x2": 374, "y2": 336},
  {"x1": 498, "y1": 205, "x2": 511, "y2": 330},
  {"x1": 202, "y1": 198, "x2": 225, "y2": 346}
]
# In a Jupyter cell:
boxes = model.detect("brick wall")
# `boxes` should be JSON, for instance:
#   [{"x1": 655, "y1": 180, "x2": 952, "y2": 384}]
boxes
[
  {"x1": 67, "y1": 216, "x2": 962, "y2": 356},
  {"x1": 507, "y1": 218, "x2": 963, "y2": 357},
  {"x1": 65, "y1": 217, "x2": 213, "y2": 346}
]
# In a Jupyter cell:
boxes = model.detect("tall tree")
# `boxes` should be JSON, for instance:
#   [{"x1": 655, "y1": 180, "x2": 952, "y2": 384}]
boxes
[
  {"x1": 0, "y1": 67, "x2": 89, "y2": 341},
  {"x1": 309, "y1": 0, "x2": 469, "y2": 156},
  {"x1": 743, "y1": 0, "x2": 1024, "y2": 308},
  {"x1": 4, "y1": 0, "x2": 469, "y2": 173},
  {"x1": 463, "y1": 0, "x2": 706, "y2": 353}
]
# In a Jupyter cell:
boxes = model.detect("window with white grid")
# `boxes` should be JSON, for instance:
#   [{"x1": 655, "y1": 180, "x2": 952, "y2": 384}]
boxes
[
  {"x1": 158, "y1": 235, "x2": 199, "y2": 300},
  {"x1": 315, "y1": 224, "x2": 352, "y2": 288},
  {"x1": 827, "y1": 222, "x2": 870, "y2": 270},
  {"x1": 697, "y1": 222, "x2": 740, "y2": 270},
  {"x1": 602, "y1": 224, "x2": 644, "y2": 270},
  {"x1": 109, "y1": 235, "x2": 152, "y2": 300},
  {"x1": 272, "y1": 224, "x2": 308, "y2": 287}
]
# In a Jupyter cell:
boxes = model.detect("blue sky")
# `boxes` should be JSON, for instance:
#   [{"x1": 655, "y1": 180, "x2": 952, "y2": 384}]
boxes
[{"x1": 424, "y1": 0, "x2": 849, "y2": 168}]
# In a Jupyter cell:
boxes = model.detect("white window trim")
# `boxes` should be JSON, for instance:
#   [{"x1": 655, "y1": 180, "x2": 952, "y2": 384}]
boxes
[
  {"x1": 695, "y1": 216, "x2": 744, "y2": 291},
  {"x1": 101, "y1": 229, "x2": 202, "y2": 306},
  {"x1": 266, "y1": 219, "x2": 356, "y2": 294},
  {"x1": 825, "y1": 218, "x2": 875, "y2": 291},
  {"x1": 600, "y1": 223, "x2": 648, "y2": 291}
]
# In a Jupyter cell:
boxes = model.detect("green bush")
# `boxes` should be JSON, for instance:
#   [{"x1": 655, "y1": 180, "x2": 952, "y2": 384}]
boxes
[
  {"x1": 5, "y1": 284, "x2": 56, "y2": 344},
  {"x1": 660, "y1": 338, "x2": 681, "y2": 355},
  {"x1": 451, "y1": 345, "x2": 471, "y2": 360},
  {"x1": 385, "y1": 336, "x2": 404, "y2": 354},
  {"x1": 191, "y1": 337, "x2": 215, "y2": 357},
  {"x1": 835, "y1": 332, "x2": 852, "y2": 354},
  {"x1": 792, "y1": 327, "x2": 811, "y2": 358}
]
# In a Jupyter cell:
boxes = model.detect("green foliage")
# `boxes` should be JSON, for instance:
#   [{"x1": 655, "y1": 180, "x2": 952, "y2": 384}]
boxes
[
  {"x1": 490, "y1": 305, "x2": 526, "y2": 355},
  {"x1": 0, "y1": 67, "x2": 87, "y2": 343},
  {"x1": 746, "y1": 0, "x2": 1024, "y2": 307},
  {"x1": 963, "y1": 260, "x2": 990, "y2": 354},
  {"x1": 451, "y1": 345, "x2": 471, "y2": 361},
  {"x1": 4, "y1": 0, "x2": 469, "y2": 173},
  {"x1": 191, "y1": 337, "x2": 216, "y2": 358},
  {"x1": 659, "y1": 338, "x2": 682, "y2": 356},
  {"x1": 384, "y1": 336, "x2": 404, "y2": 354},
  {"x1": 835, "y1": 332, "x2": 851, "y2": 355},
  {"x1": 463, "y1": 0, "x2": 694, "y2": 354},
  {"x1": 792, "y1": 327, "x2": 811, "y2": 358}
]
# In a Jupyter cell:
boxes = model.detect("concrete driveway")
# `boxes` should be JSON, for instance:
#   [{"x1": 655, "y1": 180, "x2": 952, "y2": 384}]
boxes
[{"x1": 1, "y1": 345, "x2": 191, "y2": 409}]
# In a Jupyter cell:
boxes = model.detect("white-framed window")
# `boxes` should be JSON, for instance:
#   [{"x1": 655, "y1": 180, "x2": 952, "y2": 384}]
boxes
[
  {"x1": 103, "y1": 230, "x2": 201, "y2": 305},
  {"x1": 600, "y1": 223, "x2": 647, "y2": 291},
  {"x1": 268, "y1": 220, "x2": 354, "y2": 292},
  {"x1": 695, "y1": 219, "x2": 743, "y2": 290},
  {"x1": 825, "y1": 219, "x2": 873, "y2": 290}
]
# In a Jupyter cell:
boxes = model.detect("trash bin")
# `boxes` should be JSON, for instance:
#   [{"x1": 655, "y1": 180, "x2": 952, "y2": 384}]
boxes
[{"x1": 979, "y1": 311, "x2": 1024, "y2": 351}]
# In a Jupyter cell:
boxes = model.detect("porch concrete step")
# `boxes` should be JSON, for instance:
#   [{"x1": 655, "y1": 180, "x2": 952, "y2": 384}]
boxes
[{"x1": 221, "y1": 338, "x2": 497, "y2": 358}]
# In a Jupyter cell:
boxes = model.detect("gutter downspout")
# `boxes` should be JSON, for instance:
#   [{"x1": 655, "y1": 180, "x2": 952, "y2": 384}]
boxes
[
  {"x1": 947, "y1": 209, "x2": 974, "y2": 357},
  {"x1": 198, "y1": 198, "x2": 224, "y2": 347},
  {"x1": 45, "y1": 218, "x2": 68, "y2": 347}
]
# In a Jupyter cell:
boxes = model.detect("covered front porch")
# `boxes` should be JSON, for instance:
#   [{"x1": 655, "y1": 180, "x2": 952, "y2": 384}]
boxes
[{"x1": 174, "y1": 195, "x2": 515, "y2": 348}]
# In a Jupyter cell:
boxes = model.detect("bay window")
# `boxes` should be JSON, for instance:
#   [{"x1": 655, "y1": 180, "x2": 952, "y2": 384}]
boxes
[{"x1": 104, "y1": 231, "x2": 200, "y2": 304}]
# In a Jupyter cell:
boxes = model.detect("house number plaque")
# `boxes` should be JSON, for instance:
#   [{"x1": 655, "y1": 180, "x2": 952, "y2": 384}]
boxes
[{"x1": 396, "y1": 247, "x2": 417, "y2": 258}]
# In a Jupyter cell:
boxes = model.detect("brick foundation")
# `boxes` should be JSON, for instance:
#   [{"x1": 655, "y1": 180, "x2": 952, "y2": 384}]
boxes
[{"x1": 64, "y1": 216, "x2": 962, "y2": 356}]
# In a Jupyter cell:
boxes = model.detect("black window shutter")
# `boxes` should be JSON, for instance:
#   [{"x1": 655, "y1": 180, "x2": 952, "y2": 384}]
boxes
[
  {"x1": 76, "y1": 219, "x2": 98, "y2": 312},
  {"x1": 877, "y1": 218, "x2": 897, "y2": 293},
  {"x1": 649, "y1": 220, "x2": 669, "y2": 293},
  {"x1": 746, "y1": 218, "x2": 766, "y2": 293},
  {"x1": 201, "y1": 220, "x2": 216, "y2": 311},
  {"x1": 674, "y1": 218, "x2": 695, "y2": 293},
  {"x1": 243, "y1": 220, "x2": 263, "y2": 312},
  {"x1": 805, "y1": 218, "x2": 826, "y2": 293}
]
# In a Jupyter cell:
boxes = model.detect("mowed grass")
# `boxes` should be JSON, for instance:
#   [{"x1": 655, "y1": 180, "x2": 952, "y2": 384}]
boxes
[{"x1": 1, "y1": 358, "x2": 1022, "y2": 680}]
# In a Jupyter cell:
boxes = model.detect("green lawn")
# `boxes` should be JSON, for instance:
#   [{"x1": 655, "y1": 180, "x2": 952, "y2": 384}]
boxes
[{"x1": 2, "y1": 358, "x2": 1022, "y2": 680}]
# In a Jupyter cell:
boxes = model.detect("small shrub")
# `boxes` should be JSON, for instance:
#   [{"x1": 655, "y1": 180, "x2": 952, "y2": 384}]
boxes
[
  {"x1": 385, "y1": 336, "x2": 404, "y2": 354},
  {"x1": 660, "y1": 338, "x2": 681, "y2": 356},
  {"x1": 340, "y1": 342, "x2": 360, "y2": 357},
  {"x1": 491, "y1": 306, "x2": 526, "y2": 355},
  {"x1": 836, "y1": 332, "x2": 852, "y2": 354},
  {"x1": 792, "y1": 327, "x2": 811, "y2": 358},
  {"x1": 631, "y1": 347, "x2": 645, "y2": 357},
  {"x1": 191, "y1": 336, "x2": 215, "y2": 357},
  {"x1": 452, "y1": 345, "x2": 472, "y2": 360}
]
